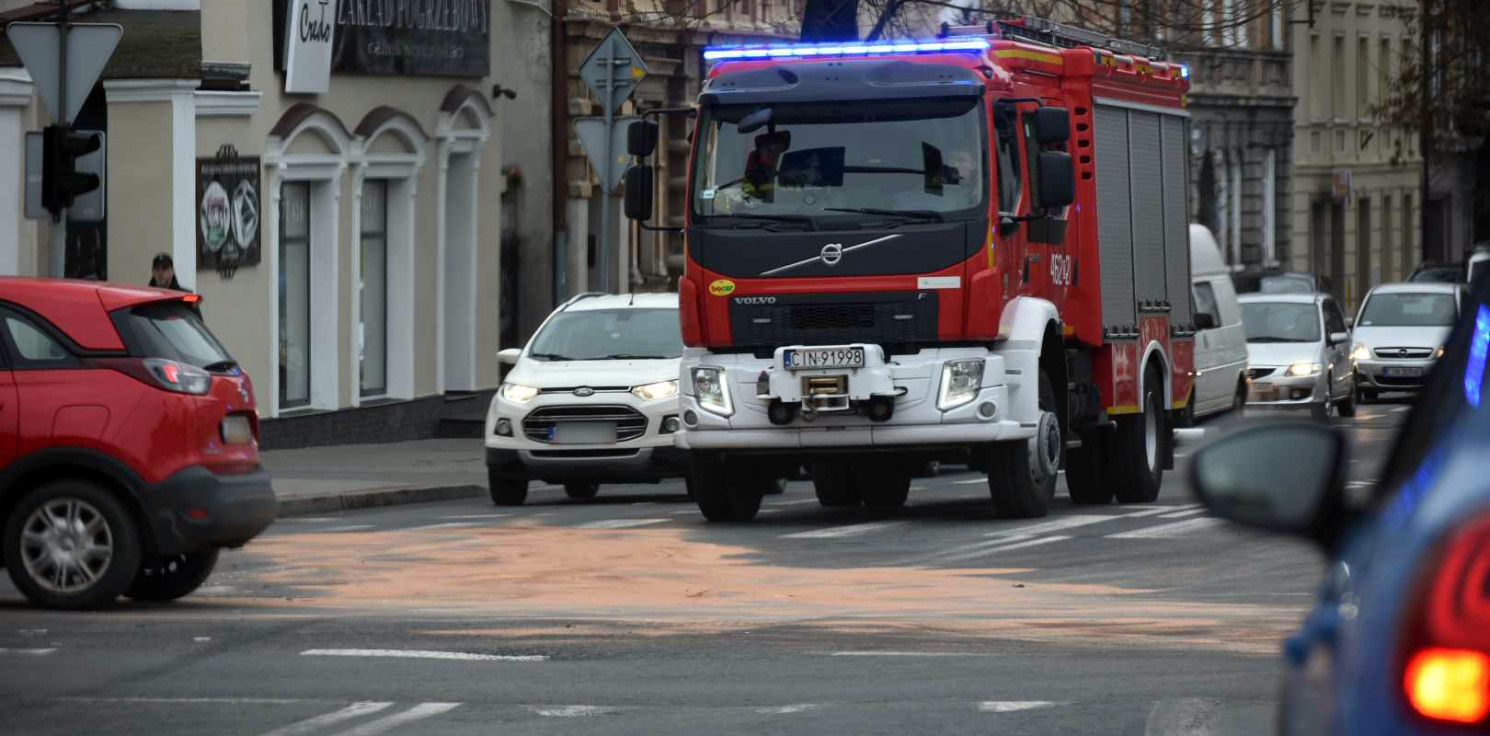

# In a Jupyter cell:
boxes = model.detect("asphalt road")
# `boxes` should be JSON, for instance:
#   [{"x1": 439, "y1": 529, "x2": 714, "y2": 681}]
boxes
[{"x1": 0, "y1": 402, "x2": 1409, "y2": 735}]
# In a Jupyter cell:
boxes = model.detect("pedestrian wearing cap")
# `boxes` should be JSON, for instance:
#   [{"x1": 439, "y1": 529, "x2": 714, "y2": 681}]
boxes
[{"x1": 150, "y1": 253, "x2": 186, "y2": 291}]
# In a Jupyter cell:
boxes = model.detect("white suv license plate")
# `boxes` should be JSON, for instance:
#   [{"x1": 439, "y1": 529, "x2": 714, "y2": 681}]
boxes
[{"x1": 784, "y1": 347, "x2": 866, "y2": 371}]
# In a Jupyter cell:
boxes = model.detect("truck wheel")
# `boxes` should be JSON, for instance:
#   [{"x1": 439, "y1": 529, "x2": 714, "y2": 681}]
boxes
[
  {"x1": 810, "y1": 463, "x2": 862, "y2": 508},
  {"x1": 985, "y1": 370, "x2": 1061, "y2": 519},
  {"x1": 3, "y1": 480, "x2": 143, "y2": 610},
  {"x1": 125, "y1": 550, "x2": 219, "y2": 602},
  {"x1": 1109, "y1": 367, "x2": 1165, "y2": 504},
  {"x1": 853, "y1": 462, "x2": 911, "y2": 511},
  {"x1": 488, "y1": 471, "x2": 529, "y2": 506},
  {"x1": 564, "y1": 483, "x2": 599, "y2": 501},
  {"x1": 766, "y1": 478, "x2": 788, "y2": 495},
  {"x1": 1066, "y1": 431, "x2": 1113, "y2": 505},
  {"x1": 691, "y1": 453, "x2": 765, "y2": 522}
]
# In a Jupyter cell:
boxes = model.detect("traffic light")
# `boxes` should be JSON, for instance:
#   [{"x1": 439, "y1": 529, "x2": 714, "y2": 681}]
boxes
[{"x1": 41, "y1": 124, "x2": 102, "y2": 216}]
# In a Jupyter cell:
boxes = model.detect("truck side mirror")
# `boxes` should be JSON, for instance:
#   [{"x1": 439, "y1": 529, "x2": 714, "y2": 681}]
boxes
[
  {"x1": 623, "y1": 165, "x2": 654, "y2": 221},
  {"x1": 628, "y1": 120, "x2": 658, "y2": 157},
  {"x1": 1034, "y1": 107, "x2": 1070, "y2": 145},
  {"x1": 1036, "y1": 151, "x2": 1074, "y2": 209}
]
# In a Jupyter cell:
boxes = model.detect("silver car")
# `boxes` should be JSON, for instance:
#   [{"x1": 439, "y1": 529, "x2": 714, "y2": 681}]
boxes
[
  {"x1": 1350, "y1": 283, "x2": 1463, "y2": 401},
  {"x1": 1238, "y1": 293, "x2": 1356, "y2": 420}
]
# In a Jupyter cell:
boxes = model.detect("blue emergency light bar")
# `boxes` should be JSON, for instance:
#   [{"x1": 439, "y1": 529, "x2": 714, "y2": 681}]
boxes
[{"x1": 702, "y1": 38, "x2": 990, "y2": 61}]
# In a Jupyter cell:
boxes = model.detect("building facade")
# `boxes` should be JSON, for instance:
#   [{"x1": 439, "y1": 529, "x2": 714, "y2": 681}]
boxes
[
  {"x1": 0, "y1": 0, "x2": 543, "y2": 446},
  {"x1": 1289, "y1": 0, "x2": 1422, "y2": 310}
]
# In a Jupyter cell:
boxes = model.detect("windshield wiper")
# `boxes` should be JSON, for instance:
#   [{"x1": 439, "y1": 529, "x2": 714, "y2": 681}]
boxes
[
  {"x1": 600, "y1": 354, "x2": 676, "y2": 360},
  {"x1": 824, "y1": 207, "x2": 945, "y2": 223},
  {"x1": 528, "y1": 351, "x2": 574, "y2": 361}
]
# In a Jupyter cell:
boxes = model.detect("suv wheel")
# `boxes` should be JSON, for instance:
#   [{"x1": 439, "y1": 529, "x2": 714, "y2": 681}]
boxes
[
  {"x1": 488, "y1": 471, "x2": 529, "y2": 506},
  {"x1": 126, "y1": 550, "x2": 220, "y2": 602},
  {"x1": 3, "y1": 480, "x2": 142, "y2": 610}
]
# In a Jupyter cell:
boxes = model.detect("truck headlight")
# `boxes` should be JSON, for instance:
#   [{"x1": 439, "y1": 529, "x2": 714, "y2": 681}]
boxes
[
  {"x1": 500, "y1": 383, "x2": 540, "y2": 403},
  {"x1": 1350, "y1": 344, "x2": 1372, "y2": 361},
  {"x1": 632, "y1": 379, "x2": 679, "y2": 402},
  {"x1": 938, "y1": 359, "x2": 985, "y2": 410},
  {"x1": 691, "y1": 367, "x2": 733, "y2": 417},
  {"x1": 1287, "y1": 362, "x2": 1323, "y2": 377}
]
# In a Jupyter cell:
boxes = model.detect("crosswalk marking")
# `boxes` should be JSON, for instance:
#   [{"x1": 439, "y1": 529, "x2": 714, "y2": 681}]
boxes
[
  {"x1": 322, "y1": 525, "x2": 375, "y2": 533},
  {"x1": 440, "y1": 514, "x2": 510, "y2": 520},
  {"x1": 984, "y1": 515, "x2": 1118, "y2": 538},
  {"x1": 936, "y1": 535, "x2": 1071, "y2": 563},
  {"x1": 256, "y1": 702, "x2": 393, "y2": 736},
  {"x1": 1157, "y1": 508, "x2": 1208, "y2": 519},
  {"x1": 952, "y1": 478, "x2": 987, "y2": 485},
  {"x1": 979, "y1": 701, "x2": 1058, "y2": 713},
  {"x1": 0, "y1": 648, "x2": 55, "y2": 656},
  {"x1": 328, "y1": 703, "x2": 461, "y2": 736},
  {"x1": 1145, "y1": 698, "x2": 1219, "y2": 736},
  {"x1": 530, "y1": 705, "x2": 618, "y2": 717},
  {"x1": 1107, "y1": 517, "x2": 1223, "y2": 539},
  {"x1": 410, "y1": 522, "x2": 483, "y2": 531},
  {"x1": 782, "y1": 522, "x2": 905, "y2": 539},
  {"x1": 576, "y1": 518, "x2": 669, "y2": 530},
  {"x1": 301, "y1": 649, "x2": 546, "y2": 662}
]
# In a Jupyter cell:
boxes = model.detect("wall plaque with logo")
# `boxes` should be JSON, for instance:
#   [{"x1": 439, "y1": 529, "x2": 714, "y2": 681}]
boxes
[
  {"x1": 284, "y1": 0, "x2": 340, "y2": 93},
  {"x1": 197, "y1": 145, "x2": 263, "y2": 278}
]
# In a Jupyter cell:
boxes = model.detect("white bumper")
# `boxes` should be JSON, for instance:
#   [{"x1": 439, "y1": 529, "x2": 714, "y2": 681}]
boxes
[{"x1": 677, "y1": 344, "x2": 1039, "y2": 451}]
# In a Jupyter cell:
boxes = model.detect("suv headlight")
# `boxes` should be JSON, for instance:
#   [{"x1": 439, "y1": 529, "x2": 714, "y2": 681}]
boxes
[
  {"x1": 938, "y1": 359, "x2": 985, "y2": 410},
  {"x1": 691, "y1": 367, "x2": 733, "y2": 416},
  {"x1": 632, "y1": 379, "x2": 679, "y2": 402},
  {"x1": 1350, "y1": 344, "x2": 1372, "y2": 361},
  {"x1": 1287, "y1": 362, "x2": 1323, "y2": 377},
  {"x1": 500, "y1": 382, "x2": 540, "y2": 403}
]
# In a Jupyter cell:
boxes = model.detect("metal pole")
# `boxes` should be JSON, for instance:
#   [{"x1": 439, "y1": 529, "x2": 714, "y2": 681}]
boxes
[
  {"x1": 1419, "y1": 0, "x2": 1433, "y2": 264},
  {"x1": 51, "y1": 0, "x2": 71, "y2": 277},
  {"x1": 599, "y1": 47, "x2": 615, "y2": 293}
]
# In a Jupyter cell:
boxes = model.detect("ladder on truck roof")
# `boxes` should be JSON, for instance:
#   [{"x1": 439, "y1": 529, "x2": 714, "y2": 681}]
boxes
[{"x1": 939, "y1": 16, "x2": 1166, "y2": 60}]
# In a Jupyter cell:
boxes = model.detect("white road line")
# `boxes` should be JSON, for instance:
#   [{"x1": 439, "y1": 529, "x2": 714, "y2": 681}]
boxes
[
  {"x1": 301, "y1": 649, "x2": 547, "y2": 662},
  {"x1": 984, "y1": 515, "x2": 1119, "y2": 538},
  {"x1": 1158, "y1": 508, "x2": 1208, "y2": 519},
  {"x1": 529, "y1": 705, "x2": 618, "y2": 717},
  {"x1": 60, "y1": 697, "x2": 307, "y2": 704},
  {"x1": 1125, "y1": 503, "x2": 1199, "y2": 518},
  {"x1": 978, "y1": 701, "x2": 1058, "y2": 713},
  {"x1": 327, "y1": 703, "x2": 461, "y2": 736},
  {"x1": 826, "y1": 651, "x2": 998, "y2": 657},
  {"x1": 771, "y1": 499, "x2": 821, "y2": 506},
  {"x1": 410, "y1": 522, "x2": 483, "y2": 531},
  {"x1": 322, "y1": 525, "x2": 375, "y2": 533},
  {"x1": 936, "y1": 535, "x2": 1072, "y2": 563},
  {"x1": 757, "y1": 704, "x2": 821, "y2": 714},
  {"x1": 782, "y1": 521, "x2": 904, "y2": 539},
  {"x1": 440, "y1": 514, "x2": 510, "y2": 520},
  {"x1": 280, "y1": 517, "x2": 339, "y2": 523},
  {"x1": 576, "y1": 518, "x2": 669, "y2": 530},
  {"x1": 1145, "y1": 698, "x2": 1220, "y2": 736},
  {"x1": 1108, "y1": 518, "x2": 1224, "y2": 539},
  {"x1": 630, "y1": 502, "x2": 656, "y2": 506},
  {"x1": 1392, "y1": 406, "x2": 1410, "y2": 413},
  {"x1": 669, "y1": 509, "x2": 698, "y2": 515},
  {"x1": 0, "y1": 648, "x2": 55, "y2": 656},
  {"x1": 256, "y1": 702, "x2": 393, "y2": 736},
  {"x1": 906, "y1": 535, "x2": 1035, "y2": 564},
  {"x1": 952, "y1": 478, "x2": 987, "y2": 485}
]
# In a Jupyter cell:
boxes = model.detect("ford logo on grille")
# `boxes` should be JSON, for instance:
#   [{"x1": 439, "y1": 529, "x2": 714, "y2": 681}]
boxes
[{"x1": 574, "y1": 387, "x2": 595, "y2": 397}]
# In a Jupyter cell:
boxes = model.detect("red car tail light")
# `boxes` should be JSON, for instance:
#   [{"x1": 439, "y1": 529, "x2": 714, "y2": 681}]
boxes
[
  {"x1": 91, "y1": 358, "x2": 212, "y2": 395},
  {"x1": 1402, "y1": 514, "x2": 1490, "y2": 726}
]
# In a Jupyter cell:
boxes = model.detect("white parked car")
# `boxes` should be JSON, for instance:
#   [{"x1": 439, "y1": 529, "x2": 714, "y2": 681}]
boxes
[
  {"x1": 1238, "y1": 292, "x2": 1356, "y2": 420},
  {"x1": 1350, "y1": 283, "x2": 1463, "y2": 402},
  {"x1": 484, "y1": 293, "x2": 690, "y2": 505}
]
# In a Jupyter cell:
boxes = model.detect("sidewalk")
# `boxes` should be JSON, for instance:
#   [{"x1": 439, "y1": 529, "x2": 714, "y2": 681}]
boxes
[{"x1": 263, "y1": 439, "x2": 490, "y2": 517}]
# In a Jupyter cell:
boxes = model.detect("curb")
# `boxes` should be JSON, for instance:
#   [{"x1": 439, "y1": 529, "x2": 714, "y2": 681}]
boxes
[{"x1": 276, "y1": 484, "x2": 486, "y2": 518}]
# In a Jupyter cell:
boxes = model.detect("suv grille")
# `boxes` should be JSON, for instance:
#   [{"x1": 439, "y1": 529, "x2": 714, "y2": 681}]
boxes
[
  {"x1": 730, "y1": 291, "x2": 937, "y2": 349},
  {"x1": 1374, "y1": 347, "x2": 1434, "y2": 359},
  {"x1": 523, "y1": 406, "x2": 647, "y2": 444}
]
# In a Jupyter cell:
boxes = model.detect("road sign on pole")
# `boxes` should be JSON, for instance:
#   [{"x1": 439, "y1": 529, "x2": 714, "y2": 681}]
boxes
[
  {"x1": 574, "y1": 116, "x2": 639, "y2": 193},
  {"x1": 7, "y1": 22, "x2": 122, "y2": 126},
  {"x1": 578, "y1": 28, "x2": 648, "y2": 293}
]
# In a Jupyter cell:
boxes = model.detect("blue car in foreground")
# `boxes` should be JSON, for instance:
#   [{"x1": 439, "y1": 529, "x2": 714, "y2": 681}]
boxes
[{"x1": 1191, "y1": 278, "x2": 1490, "y2": 735}]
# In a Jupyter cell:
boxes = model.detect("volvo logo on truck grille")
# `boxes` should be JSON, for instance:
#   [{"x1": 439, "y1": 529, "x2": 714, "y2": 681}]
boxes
[
  {"x1": 733, "y1": 296, "x2": 777, "y2": 305},
  {"x1": 759, "y1": 234, "x2": 903, "y2": 276}
]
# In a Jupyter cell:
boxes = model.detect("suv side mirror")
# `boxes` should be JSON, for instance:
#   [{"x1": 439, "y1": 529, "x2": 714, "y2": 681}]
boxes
[
  {"x1": 1194, "y1": 312, "x2": 1217, "y2": 330},
  {"x1": 1036, "y1": 151, "x2": 1074, "y2": 209},
  {"x1": 496, "y1": 348, "x2": 522, "y2": 365},
  {"x1": 623, "y1": 165, "x2": 654, "y2": 221},
  {"x1": 1191, "y1": 422, "x2": 1348, "y2": 548},
  {"x1": 1034, "y1": 106, "x2": 1071, "y2": 144},
  {"x1": 627, "y1": 120, "x2": 659, "y2": 157}
]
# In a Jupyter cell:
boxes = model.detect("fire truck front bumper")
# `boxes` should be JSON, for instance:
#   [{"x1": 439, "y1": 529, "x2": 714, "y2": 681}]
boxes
[{"x1": 676, "y1": 345, "x2": 1036, "y2": 451}]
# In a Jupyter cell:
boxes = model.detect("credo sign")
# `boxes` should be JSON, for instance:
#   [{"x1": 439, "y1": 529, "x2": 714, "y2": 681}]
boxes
[{"x1": 285, "y1": 0, "x2": 339, "y2": 93}]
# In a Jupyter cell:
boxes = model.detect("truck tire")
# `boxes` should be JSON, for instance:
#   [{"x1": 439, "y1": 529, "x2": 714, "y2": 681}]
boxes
[
  {"x1": 985, "y1": 370, "x2": 1061, "y2": 519},
  {"x1": 810, "y1": 463, "x2": 862, "y2": 508},
  {"x1": 488, "y1": 471, "x2": 529, "y2": 506},
  {"x1": 853, "y1": 462, "x2": 911, "y2": 511},
  {"x1": 691, "y1": 453, "x2": 766, "y2": 522},
  {"x1": 1066, "y1": 431, "x2": 1113, "y2": 505},
  {"x1": 126, "y1": 550, "x2": 219, "y2": 602},
  {"x1": 564, "y1": 483, "x2": 599, "y2": 501},
  {"x1": 3, "y1": 480, "x2": 143, "y2": 610},
  {"x1": 1108, "y1": 367, "x2": 1165, "y2": 504}
]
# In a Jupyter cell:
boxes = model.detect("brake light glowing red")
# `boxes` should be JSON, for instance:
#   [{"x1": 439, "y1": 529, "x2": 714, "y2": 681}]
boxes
[
  {"x1": 160, "y1": 362, "x2": 181, "y2": 385},
  {"x1": 182, "y1": 294, "x2": 202, "y2": 304},
  {"x1": 1405, "y1": 648, "x2": 1490, "y2": 724}
]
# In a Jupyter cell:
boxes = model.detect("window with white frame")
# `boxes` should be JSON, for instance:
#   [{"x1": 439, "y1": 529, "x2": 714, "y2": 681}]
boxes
[
  {"x1": 279, "y1": 182, "x2": 312, "y2": 409},
  {"x1": 360, "y1": 179, "x2": 389, "y2": 397}
]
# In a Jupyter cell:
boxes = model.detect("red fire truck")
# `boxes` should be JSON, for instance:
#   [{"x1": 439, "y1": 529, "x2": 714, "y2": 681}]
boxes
[{"x1": 624, "y1": 17, "x2": 1196, "y2": 521}]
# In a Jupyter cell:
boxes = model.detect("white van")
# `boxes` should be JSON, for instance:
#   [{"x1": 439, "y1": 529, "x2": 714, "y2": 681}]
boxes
[{"x1": 1187, "y1": 224, "x2": 1249, "y2": 422}]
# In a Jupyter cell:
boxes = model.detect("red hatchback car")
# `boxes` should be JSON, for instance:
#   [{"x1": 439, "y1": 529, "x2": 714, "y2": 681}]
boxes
[{"x1": 0, "y1": 278, "x2": 276, "y2": 609}]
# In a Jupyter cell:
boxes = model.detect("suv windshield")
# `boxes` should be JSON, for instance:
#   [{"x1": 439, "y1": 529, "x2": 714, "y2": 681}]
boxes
[
  {"x1": 691, "y1": 98, "x2": 986, "y2": 223},
  {"x1": 1241, "y1": 302, "x2": 1322, "y2": 343},
  {"x1": 1358, "y1": 292, "x2": 1458, "y2": 327},
  {"x1": 115, "y1": 302, "x2": 236, "y2": 370},
  {"x1": 527, "y1": 308, "x2": 683, "y2": 362}
]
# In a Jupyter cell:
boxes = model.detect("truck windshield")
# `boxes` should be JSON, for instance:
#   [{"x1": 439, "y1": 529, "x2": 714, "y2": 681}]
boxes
[{"x1": 691, "y1": 98, "x2": 986, "y2": 223}]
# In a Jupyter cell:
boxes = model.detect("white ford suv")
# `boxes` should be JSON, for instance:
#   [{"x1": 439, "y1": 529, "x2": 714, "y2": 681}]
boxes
[{"x1": 485, "y1": 293, "x2": 689, "y2": 505}]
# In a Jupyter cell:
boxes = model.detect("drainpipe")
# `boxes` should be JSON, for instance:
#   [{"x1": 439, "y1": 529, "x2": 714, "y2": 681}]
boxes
[{"x1": 550, "y1": 0, "x2": 570, "y2": 304}]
